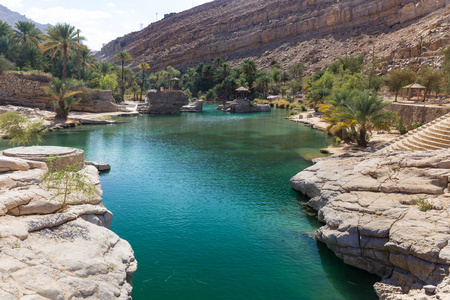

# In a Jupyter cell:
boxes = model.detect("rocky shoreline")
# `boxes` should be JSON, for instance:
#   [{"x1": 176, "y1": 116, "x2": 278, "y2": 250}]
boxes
[
  {"x1": 291, "y1": 150, "x2": 450, "y2": 299},
  {"x1": 0, "y1": 146, "x2": 136, "y2": 299}
]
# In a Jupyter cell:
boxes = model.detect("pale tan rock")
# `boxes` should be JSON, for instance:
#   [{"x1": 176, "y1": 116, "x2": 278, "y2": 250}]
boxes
[
  {"x1": 0, "y1": 147, "x2": 136, "y2": 299},
  {"x1": 291, "y1": 149, "x2": 450, "y2": 299}
]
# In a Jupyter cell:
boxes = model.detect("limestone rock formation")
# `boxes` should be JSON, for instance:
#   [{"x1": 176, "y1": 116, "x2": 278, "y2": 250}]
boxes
[
  {"x1": 98, "y1": 0, "x2": 450, "y2": 72},
  {"x1": 291, "y1": 150, "x2": 450, "y2": 299},
  {"x1": 0, "y1": 73, "x2": 125, "y2": 113},
  {"x1": 180, "y1": 100, "x2": 204, "y2": 112},
  {"x1": 217, "y1": 100, "x2": 271, "y2": 113},
  {"x1": 0, "y1": 147, "x2": 136, "y2": 299},
  {"x1": 138, "y1": 90, "x2": 189, "y2": 114}
]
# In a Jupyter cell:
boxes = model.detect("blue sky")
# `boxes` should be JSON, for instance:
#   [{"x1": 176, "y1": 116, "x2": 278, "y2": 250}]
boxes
[{"x1": 0, "y1": 0, "x2": 213, "y2": 50}]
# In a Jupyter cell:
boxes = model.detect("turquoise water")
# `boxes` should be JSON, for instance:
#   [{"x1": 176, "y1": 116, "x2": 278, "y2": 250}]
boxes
[{"x1": 0, "y1": 105, "x2": 379, "y2": 299}]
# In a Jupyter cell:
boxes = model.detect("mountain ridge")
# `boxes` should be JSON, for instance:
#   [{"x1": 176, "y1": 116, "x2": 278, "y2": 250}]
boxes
[
  {"x1": 0, "y1": 4, "x2": 51, "y2": 33},
  {"x1": 98, "y1": 0, "x2": 450, "y2": 72}
]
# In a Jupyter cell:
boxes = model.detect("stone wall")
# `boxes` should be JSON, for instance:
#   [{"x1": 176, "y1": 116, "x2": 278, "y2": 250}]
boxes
[
  {"x1": 388, "y1": 103, "x2": 450, "y2": 126},
  {"x1": 0, "y1": 73, "x2": 123, "y2": 113}
]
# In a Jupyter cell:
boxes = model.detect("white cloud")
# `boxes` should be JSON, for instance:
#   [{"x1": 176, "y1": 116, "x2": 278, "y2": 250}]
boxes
[
  {"x1": 26, "y1": 7, "x2": 111, "y2": 26},
  {"x1": 25, "y1": 6, "x2": 112, "y2": 50},
  {"x1": 0, "y1": 0, "x2": 23, "y2": 11},
  {"x1": 107, "y1": 2, "x2": 115, "y2": 8}
]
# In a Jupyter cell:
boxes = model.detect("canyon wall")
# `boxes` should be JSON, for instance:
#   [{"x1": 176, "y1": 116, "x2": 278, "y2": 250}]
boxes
[{"x1": 98, "y1": 0, "x2": 450, "y2": 72}]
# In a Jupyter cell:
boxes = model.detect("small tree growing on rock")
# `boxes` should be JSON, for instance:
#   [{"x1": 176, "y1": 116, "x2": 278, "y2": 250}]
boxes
[
  {"x1": 40, "y1": 159, "x2": 97, "y2": 211},
  {"x1": 0, "y1": 111, "x2": 47, "y2": 146}
]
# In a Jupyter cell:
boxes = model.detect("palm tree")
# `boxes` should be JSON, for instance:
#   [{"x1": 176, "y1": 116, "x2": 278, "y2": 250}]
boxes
[
  {"x1": 13, "y1": 21, "x2": 41, "y2": 64},
  {"x1": 138, "y1": 62, "x2": 150, "y2": 101},
  {"x1": 99, "y1": 61, "x2": 115, "y2": 76},
  {"x1": 320, "y1": 89, "x2": 356, "y2": 139},
  {"x1": 0, "y1": 21, "x2": 12, "y2": 37},
  {"x1": 79, "y1": 48, "x2": 97, "y2": 77},
  {"x1": 43, "y1": 78, "x2": 82, "y2": 120},
  {"x1": 252, "y1": 73, "x2": 274, "y2": 98},
  {"x1": 40, "y1": 23, "x2": 85, "y2": 79},
  {"x1": 114, "y1": 51, "x2": 132, "y2": 102},
  {"x1": 242, "y1": 59, "x2": 257, "y2": 86},
  {"x1": 339, "y1": 91, "x2": 395, "y2": 147}
]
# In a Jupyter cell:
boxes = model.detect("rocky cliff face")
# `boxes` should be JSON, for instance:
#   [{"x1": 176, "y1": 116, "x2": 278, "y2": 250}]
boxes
[
  {"x1": 291, "y1": 150, "x2": 450, "y2": 299},
  {"x1": 0, "y1": 147, "x2": 136, "y2": 299},
  {"x1": 99, "y1": 0, "x2": 450, "y2": 72}
]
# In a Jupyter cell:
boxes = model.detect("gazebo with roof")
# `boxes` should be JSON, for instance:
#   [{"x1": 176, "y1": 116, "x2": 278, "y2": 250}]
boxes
[
  {"x1": 402, "y1": 83, "x2": 427, "y2": 101},
  {"x1": 236, "y1": 86, "x2": 250, "y2": 100}
]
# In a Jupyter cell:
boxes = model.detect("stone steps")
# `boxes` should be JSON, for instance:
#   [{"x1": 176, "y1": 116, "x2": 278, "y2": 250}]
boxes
[{"x1": 380, "y1": 111, "x2": 450, "y2": 152}]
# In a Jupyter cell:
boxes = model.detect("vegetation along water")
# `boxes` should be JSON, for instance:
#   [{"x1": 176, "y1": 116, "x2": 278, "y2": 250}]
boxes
[{"x1": 0, "y1": 105, "x2": 379, "y2": 299}]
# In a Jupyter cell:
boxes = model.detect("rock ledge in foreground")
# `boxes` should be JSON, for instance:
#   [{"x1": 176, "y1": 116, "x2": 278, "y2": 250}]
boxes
[{"x1": 291, "y1": 150, "x2": 450, "y2": 299}]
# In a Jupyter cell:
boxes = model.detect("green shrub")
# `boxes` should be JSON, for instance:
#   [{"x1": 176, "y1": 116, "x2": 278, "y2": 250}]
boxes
[
  {"x1": 411, "y1": 122, "x2": 422, "y2": 129},
  {"x1": 396, "y1": 118, "x2": 408, "y2": 135},
  {"x1": 409, "y1": 196, "x2": 433, "y2": 212},
  {"x1": 0, "y1": 54, "x2": 15, "y2": 73},
  {"x1": 0, "y1": 111, "x2": 47, "y2": 147}
]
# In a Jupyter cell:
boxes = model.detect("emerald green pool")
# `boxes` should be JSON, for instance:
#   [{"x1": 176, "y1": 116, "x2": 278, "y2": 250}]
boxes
[{"x1": 1, "y1": 105, "x2": 379, "y2": 299}]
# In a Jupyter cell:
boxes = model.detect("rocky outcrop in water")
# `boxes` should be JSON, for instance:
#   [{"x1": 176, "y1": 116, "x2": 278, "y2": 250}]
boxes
[
  {"x1": 290, "y1": 150, "x2": 450, "y2": 299},
  {"x1": 0, "y1": 147, "x2": 136, "y2": 299},
  {"x1": 99, "y1": 0, "x2": 450, "y2": 72},
  {"x1": 217, "y1": 100, "x2": 271, "y2": 113},
  {"x1": 138, "y1": 90, "x2": 189, "y2": 114},
  {"x1": 180, "y1": 100, "x2": 204, "y2": 112}
]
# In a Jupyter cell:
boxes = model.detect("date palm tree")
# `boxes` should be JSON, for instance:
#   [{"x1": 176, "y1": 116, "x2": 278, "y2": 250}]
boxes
[
  {"x1": 13, "y1": 21, "x2": 41, "y2": 63},
  {"x1": 114, "y1": 51, "x2": 132, "y2": 102},
  {"x1": 0, "y1": 21, "x2": 12, "y2": 37},
  {"x1": 40, "y1": 23, "x2": 85, "y2": 79},
  {"x1": 79, "y1": 47, "x2": 97, "y2": 78},
  {"x1": 339, "y1": 91, "x2": 395, "y2": 147},
  {"x1": 138, "y1": 62, "x2": 150, "y2": 101},
  {"x1": 44, "y1": 78, "x2": 82, "y2": 120}
]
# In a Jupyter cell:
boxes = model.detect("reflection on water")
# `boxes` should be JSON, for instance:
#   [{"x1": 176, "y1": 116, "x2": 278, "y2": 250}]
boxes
[{"x1": 0, "y1": 105, "x2": 379, "y2": 299}]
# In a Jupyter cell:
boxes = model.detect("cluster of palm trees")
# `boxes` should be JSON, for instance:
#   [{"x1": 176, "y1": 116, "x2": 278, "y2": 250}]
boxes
[{"x1": 0, "y1": 20, "x2": 93, "y2": 80}]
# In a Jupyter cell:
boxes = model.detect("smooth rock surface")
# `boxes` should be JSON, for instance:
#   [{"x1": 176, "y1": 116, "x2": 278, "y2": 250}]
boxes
[
  {"x1": 180, "y1": 100, "x2": 204, "y2": 112},
  {"x1": 3, "y1": 146, "x2": 85, "y2": 169},
  {"x1": 0, "y1": 147, "x2": 136, "y2": 299},
  {"x1": 291, "y1": 150, "x2": 450, "y2": 299}
]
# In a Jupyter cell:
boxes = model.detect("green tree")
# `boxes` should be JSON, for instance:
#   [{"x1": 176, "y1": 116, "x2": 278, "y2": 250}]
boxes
[
  {"x1": 41, "y1": 23, "x2": 85, "y2": 79},
  {"x1": 114, "y1": 51, "x2": 132, "y2": 102},
  {"x1": 0, "y1": 21, "x2": 12, "y2": 37},
  {"x1": 138, "y1": 62, "x2": 150, "y2": 101},
  {"x1": 0, "y1": 54, "x2": 15, "y2": 73},
  {"x1": 40, "y1": 161, "x2": 96, "y2": 211},
  {"x1": 386, "y1": 68, "x2": 416, "y2": 101},
  {"x1": 253, "y1": 72, "x2": 274, "y2": 98},
  {"x1": 13, "y1": 21, "x2": 41, "y2": 65},
  {"x1": 339, "y1": 91, "x2": 395, "y2": 147},
  {"x1": 0, "y1": 111, "x2": 47, "y2": 147},
  {"x1": 417, "y1": 65, "x2": 442, "y2": 101},
  {"x1": 289, "y1": 63, "x2": 306, "y2": 79},
  {"x1": 43, "y1": 77, "x2": 82, "y2": 120},
  {"x1": 242, "y1": 59, "x2": 257, "y2": 87},
  {"x1": 99, "y1": 74, "x2": 118, "y2": 91}
]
